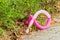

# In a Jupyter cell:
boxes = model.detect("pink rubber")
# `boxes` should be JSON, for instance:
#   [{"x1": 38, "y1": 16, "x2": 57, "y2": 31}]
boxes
[
  {"x1": 25, "y1": 15, "x2": 51, "y2": 30},
  {"x1": 25, "y1": 10, "x2": 51, "y2": 33}
]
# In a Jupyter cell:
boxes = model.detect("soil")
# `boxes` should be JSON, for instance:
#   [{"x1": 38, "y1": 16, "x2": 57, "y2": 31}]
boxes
[{"x1": 0, "y1": 19, "x2": 38, "y2": 40}]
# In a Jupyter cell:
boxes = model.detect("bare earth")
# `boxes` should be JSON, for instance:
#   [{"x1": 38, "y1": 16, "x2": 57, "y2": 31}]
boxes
[{"x1": 22, "y1": 23, "x2": 60, "y2": 40}]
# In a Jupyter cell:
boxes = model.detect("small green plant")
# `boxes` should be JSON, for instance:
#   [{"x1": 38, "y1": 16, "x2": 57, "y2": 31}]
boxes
[{"x1": 0, "y1": 27, "x2": 5, "y2": 35}]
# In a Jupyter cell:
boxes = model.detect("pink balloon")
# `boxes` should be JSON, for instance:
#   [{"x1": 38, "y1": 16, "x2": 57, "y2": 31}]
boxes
[{"x1": 25, "y1": 10, "x2": 51, "y2": 33}]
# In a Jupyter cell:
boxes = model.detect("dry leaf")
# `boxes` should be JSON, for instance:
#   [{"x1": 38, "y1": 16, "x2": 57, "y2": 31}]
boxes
[
  {"x1": 50, "y1": 21, "x2": 56, "y2": 24},
  {"x1": 16, "y1": 37, "x2": 23, "y2": 40}
]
